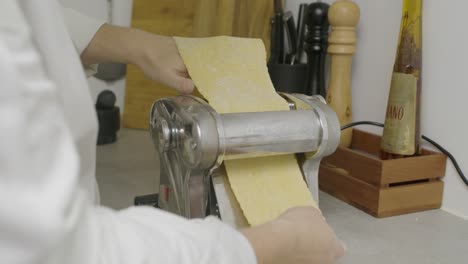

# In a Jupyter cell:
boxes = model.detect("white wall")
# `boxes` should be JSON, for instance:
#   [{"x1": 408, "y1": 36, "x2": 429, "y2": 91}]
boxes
[
  {"x1": 286, "y1": 0, "x2": 468, "y2": 218},
  {"x1": 59, "y1": 0, "x2": 132, "y2": 111}
]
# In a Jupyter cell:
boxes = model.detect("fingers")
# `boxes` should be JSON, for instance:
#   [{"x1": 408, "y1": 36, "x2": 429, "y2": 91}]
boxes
[
  {"x1": 282, "y1": 206, "x2": 345, "y2": 262},
  {"x1": 178, "y1": 77, "x2": 195, "y2": 94},
  {"x1": 336, "y1": 240, "x2": 346, "y2": 258},
  {"x1": 162, "y1": 70, "x2": 195, "y2": 94},
  {"x1": 328, "y1": 226, "x2": 345, "y2": 262}
]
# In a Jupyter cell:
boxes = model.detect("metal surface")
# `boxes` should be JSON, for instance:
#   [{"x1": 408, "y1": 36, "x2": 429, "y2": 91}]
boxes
[
  {"x1": 221, "y1": 110, "x2": 322, "y2": 160},
  {"x1": 149, "y1": 94, "x2": 340, "y2": 224},
  {"x1": 150, "y1": 96, "x2": 221, "y2": 218},
  {"x1": 288, "y1": 94, "x2": 341, "y2": 157},
  {"x1": 280, "y1": 93, "x2": 340, "y2": 203}
]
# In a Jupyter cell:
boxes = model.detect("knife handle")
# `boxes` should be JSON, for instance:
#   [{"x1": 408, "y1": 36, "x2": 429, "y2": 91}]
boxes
[
  {"x1": 269, "y1": 13, "x2": 284, "y2": 64},
  {"x1": 296, "y1": 4, "x2": 308, "y2": 62},
  {"x1": 269, "y1": 17, "x2": 277, "y2": 64},
  {"x1": 304, "y1": 2, "x2": 330, "y2": 96},
  {"x1": 283, "y1": 11, "x2": 297, "y2": 64}
]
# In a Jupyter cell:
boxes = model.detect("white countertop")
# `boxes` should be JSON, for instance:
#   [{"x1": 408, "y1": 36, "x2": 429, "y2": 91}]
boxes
[{"x1": 96, "y1": 129, "x2": 468, "y2": 264}]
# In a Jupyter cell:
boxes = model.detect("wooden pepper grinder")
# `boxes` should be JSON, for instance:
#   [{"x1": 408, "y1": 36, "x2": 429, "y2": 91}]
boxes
[{"x1": 326, "y1": 0, "x2": 360, "y2": 147}]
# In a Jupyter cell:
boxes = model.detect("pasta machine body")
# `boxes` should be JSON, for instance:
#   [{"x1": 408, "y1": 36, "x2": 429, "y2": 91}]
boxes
[{"x1": 149, "y1": 94, "x2": 340, "y2": 227}]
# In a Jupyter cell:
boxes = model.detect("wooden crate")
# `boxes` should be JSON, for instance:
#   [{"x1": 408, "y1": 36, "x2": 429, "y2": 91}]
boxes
[{"x1": 319, "y1": 129, "x2": 447, "y2": 218}]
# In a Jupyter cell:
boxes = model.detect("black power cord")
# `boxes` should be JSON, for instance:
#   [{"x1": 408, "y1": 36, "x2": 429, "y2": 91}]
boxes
[{"x1": 341, "y1": 121, "x2": 468, "y2": 187}]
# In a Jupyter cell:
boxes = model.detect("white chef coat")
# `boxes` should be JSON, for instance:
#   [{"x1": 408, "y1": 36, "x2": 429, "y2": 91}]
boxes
[{"x1": 0, "y1": 1, "x2": 257, "y2": 264}]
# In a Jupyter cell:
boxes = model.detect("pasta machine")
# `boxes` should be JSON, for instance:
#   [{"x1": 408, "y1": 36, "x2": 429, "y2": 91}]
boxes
[{"x1": 148, "y1": 94, "x2": 340, "y2": 228}]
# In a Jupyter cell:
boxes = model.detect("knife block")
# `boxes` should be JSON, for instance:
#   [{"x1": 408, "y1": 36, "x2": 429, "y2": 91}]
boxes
[
  {"x1": 319, "y1": 129, "x2": 447, "y2": 218},
  {"x1": 268, "y1": 63, "x2": 308, "y2": 94}
]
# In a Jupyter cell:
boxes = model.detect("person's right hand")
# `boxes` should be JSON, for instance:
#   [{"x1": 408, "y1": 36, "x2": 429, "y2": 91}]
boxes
[
  {"x1": 241, "y1": 207, "x2": 344, "y2": 264},
  {"x1": 134, "y1": 33, "x2": 195, "y2": 94},
  {"x1": 80, "y1": 24, "x2": 194, "y2": 94}
]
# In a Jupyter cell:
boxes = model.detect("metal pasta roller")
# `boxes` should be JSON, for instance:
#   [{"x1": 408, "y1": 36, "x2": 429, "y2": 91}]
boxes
[{"x1": 148, "y1": 94, "x2": 340, "y2": 228}]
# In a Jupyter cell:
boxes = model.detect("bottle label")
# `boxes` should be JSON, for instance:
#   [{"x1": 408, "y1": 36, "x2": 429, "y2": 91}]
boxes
[{"x1": 381, "y1": 73, "x2": 418, "y2": 155}]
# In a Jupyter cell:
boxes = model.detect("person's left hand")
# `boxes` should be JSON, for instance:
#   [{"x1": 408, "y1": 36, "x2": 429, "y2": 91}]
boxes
[
  {"x1": 135, "y1": 33, "x2": 194, "y2": 94},
  {"x1": 241, "y1": 207, "x2": 344, "y2": 264}
]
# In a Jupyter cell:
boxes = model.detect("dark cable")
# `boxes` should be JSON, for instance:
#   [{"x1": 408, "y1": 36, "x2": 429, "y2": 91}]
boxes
[
  {"x1": 341, "y1": 121, "x2": 468, "y2": 187},
  {"x1": 341, "y1": 121, "x2": 384, "y2": 130},
  {"x1": 422, "y1": 135, "x2": 468, "y2": 186}
]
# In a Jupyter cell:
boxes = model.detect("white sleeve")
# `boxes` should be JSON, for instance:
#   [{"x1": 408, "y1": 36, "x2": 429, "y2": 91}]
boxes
[
  {"x1": 61, "y1": 7, "x2": 106, "y2": 75},
  {"x1": 61, "y1": 7, "x2": 105, "y2": 56},
  {"x1": 0, "y1": 2, "x2": 257, "y2": 264}
]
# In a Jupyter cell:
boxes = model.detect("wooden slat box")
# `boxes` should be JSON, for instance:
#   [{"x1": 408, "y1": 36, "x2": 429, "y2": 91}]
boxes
[{"x1": 319, "y1": 129, "x2": 447, "y2": 218}]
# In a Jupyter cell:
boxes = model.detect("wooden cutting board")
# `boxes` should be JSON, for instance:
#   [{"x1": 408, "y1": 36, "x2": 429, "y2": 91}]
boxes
[{"x1": 123, "y1": 0, "x2": 278, "y2": 129}]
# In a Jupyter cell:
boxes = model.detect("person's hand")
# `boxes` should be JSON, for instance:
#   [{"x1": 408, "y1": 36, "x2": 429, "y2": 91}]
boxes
[
  {"x1": 135, "y1": 33, "x2": 194, "y2": 94},
  {"x1": 273, "y1": 207, "x2": 345, "y2": 264},
  {"x1": 241, "y1": 207, "x2": 344, "y2": 264},
  {"x1": 81, "y1": 24, "x2": 194, "y2": 94}
]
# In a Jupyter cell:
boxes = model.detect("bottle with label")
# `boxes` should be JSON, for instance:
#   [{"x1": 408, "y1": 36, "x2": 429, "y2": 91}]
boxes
[{"x1": 381, "y1": 0, "x2": 422, "y2": 159}]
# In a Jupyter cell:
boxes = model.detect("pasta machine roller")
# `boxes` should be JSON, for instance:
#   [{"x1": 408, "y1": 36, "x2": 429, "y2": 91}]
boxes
[{"x1": 149, "y1": 94, "x2": 340, "y2": 228}]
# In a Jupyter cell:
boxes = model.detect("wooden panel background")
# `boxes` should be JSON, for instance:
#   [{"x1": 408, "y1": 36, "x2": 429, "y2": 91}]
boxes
[{"x1": 124, "y1": 0, "x2": 278, "y2": 129}]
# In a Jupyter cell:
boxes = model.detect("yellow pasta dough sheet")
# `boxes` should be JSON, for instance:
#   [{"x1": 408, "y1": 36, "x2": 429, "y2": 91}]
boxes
[{"x1": 174, "y1": 36, "x2": 316, "y2": 226}]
